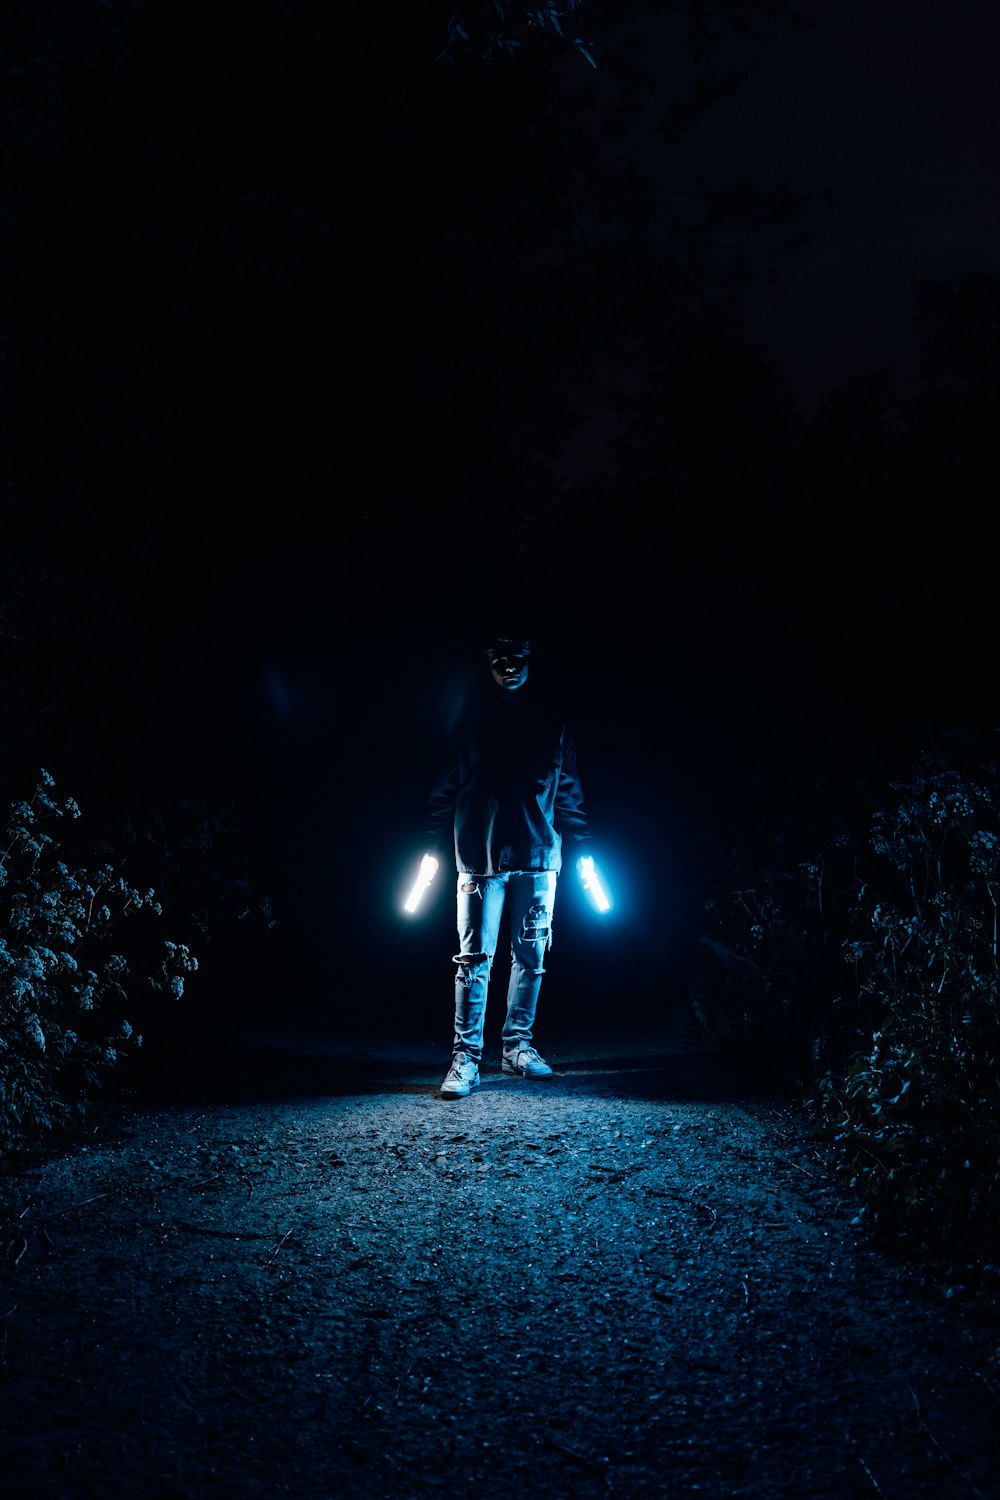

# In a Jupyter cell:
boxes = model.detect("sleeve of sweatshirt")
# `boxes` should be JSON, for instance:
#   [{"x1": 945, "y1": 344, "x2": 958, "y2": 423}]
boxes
[
  {"x1": 425, "y1": 759, "x2": 458, "y2": 863},
  {"x1": 555, "y1": 730, "x2": 594, "y2": 854}
]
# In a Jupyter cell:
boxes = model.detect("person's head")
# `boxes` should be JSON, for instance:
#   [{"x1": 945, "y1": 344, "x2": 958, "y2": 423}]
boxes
[{"x1": 485, "y1": 634, "x2": 531, "y2": 692}]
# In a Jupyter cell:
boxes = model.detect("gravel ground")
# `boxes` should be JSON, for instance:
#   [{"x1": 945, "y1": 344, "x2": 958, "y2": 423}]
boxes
[{"x1": 1, "y1": 1025, "x2": 999, "y2": 1499}]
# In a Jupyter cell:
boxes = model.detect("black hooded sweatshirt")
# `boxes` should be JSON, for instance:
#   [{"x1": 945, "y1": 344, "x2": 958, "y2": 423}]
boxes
[{"x1": 425, "y1": 679, "x2": 593, "y2": 876}]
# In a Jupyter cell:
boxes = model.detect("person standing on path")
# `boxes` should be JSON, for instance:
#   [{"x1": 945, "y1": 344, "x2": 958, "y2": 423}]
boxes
[{"x1": 420, "y1": 632, "x2": 598, "y2": 1099}]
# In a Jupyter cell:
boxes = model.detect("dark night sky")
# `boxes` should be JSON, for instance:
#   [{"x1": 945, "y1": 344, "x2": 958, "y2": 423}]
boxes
[
  {"x1": 578, "y1": 0, "x2": 1000, "y2": 404},
  {"x1": 711, "y1": 0, "x2": 1000, "y2": 401}
]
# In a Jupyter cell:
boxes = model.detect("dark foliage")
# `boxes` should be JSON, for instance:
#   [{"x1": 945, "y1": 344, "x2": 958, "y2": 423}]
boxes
[
  {"x1": 0, "y1": 773, "x2": 178, "y2": 1155},
  {"x1": 0, "y1": 771, "x2": 274, "y2": 1158},
  {"x1": 692, "y1": 725, "x2": 1000, "y2": 1261}
]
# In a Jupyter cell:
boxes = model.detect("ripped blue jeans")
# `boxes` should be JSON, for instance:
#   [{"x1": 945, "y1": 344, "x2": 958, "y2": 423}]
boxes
[{"x1": 452, "y1": 870, "x2": 558, "y2": 1061}]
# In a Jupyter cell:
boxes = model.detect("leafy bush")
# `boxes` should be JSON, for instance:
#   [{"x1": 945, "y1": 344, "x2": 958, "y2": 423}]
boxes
[
  {"x1": 693, "y1": 734, "x2": 1000, "y2": 1257},
  {"x1": 0, "y1": 772, "x2": 198, "y2": 1157},
  {"x1": 817, "y1": 754, "x2": 1000, "y2": 1254}
]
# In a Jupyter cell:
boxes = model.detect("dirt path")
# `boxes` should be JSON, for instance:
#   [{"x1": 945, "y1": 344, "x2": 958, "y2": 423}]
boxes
[{"x1": 1, "y1": 1027, "x2": 998, "y2": 1499}]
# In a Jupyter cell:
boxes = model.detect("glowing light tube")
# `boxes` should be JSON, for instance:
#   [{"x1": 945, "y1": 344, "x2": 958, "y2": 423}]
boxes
[
  {"x1": 578, "y1": 855, "x2": 611, "y2": 912},
  {"x1": 404, "y1": 853, "x2": 440, "y2": 913}
]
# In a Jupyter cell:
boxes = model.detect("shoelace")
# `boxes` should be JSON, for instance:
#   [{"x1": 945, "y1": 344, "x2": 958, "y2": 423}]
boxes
[{"x1": 506, "y1": 1046, "x2": 538, "y2": 1064}]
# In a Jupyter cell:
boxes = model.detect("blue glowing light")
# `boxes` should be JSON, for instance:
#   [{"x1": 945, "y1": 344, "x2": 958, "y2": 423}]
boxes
[
  {"x1": 404, "y1": 853, "x2": 440, "y2": 914},
  {"x1": 578, "y1": 855, "x2": 611, "y2": 913}
]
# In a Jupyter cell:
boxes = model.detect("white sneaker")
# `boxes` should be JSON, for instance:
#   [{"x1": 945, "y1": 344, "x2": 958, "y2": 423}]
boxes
[
  {"x1": 440, "y1": 1051, "x2": 480, "y2": 1098},
  {"x1": 501, "y1": 1044, "x2": 554, "y2": 1079}
]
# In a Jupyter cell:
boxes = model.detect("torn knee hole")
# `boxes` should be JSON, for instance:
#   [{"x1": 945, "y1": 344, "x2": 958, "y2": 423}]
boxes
[{"x1": 454, "y1": 952, "x2": 489, "y2": 988}]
